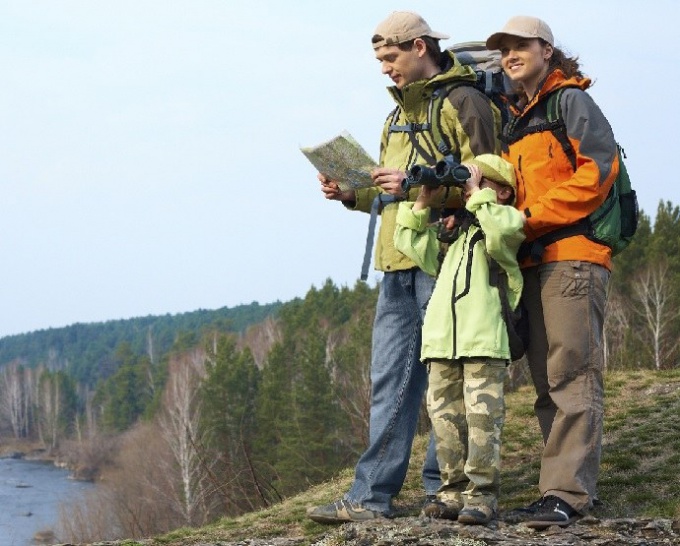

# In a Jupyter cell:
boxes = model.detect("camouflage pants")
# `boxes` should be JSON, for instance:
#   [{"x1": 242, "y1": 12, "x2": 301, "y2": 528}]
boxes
[{"x1": 427, "y1": 358, "x2": 507, "y2": 509}]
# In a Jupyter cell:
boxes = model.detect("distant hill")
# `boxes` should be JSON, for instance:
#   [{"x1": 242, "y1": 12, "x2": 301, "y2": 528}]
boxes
[{"x1": 0, "y1": 300, "x2": 283, "y2": 386}]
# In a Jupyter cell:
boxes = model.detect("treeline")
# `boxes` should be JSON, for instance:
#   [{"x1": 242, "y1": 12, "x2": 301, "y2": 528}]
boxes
[
  {"x1": 0, "y1": 201, "x2": 678, "y2": 542},
  {"x1": 0, "y1": 300, "x2": 282, "y2": 387}
]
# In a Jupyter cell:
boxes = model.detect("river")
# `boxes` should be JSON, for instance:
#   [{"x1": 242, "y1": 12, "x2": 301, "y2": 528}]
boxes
[{"x1": 0, "y1": 457, "x2": 94, "y2": 546}]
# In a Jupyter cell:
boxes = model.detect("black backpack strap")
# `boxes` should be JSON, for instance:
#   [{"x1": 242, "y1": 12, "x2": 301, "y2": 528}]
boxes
[
  {"x1": 388, "y1": 94, "x2": 438, "y2": 165},
  {"x1": 545, "y1": 88, "x2": 576, "y2": 171},
  {"x1": 517, "y1": 219, "x2": 591, "y2": 262},
  {"x1": 489, "y1": 258, "x2": 526, "y2": 362},
  {"x1": 389, "y1": 83, "x2": 468, "y2": 165}
]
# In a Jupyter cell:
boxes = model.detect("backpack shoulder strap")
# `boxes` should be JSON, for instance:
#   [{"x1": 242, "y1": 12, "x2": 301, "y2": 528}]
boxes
[
  {"x1": 387, "y1": 81, "x2": 472, "y2": 165},
  {"x1": 545, "y1": 88, "x2": 577, "y2": 171}
]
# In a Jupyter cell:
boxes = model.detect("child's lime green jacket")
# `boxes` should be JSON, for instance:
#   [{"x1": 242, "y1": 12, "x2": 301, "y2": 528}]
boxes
[{"x1": 394, "y1": 188, "x2": 525, "y2": 361}]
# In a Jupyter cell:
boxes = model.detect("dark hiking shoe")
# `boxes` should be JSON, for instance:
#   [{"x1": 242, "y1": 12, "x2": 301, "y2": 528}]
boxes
[
  {"x1": 421, "y1": 495, "x2": 462, "y2": 520},
  {"x1": 306, "y1": 499, "x2": 382, "y2": 524},
  {"x1": 526, "y1": 495, "x2": 580, "y2": 529},
  {"x1": 502, "y1": 497, "x2": 544, "y2": 523},
  {"x1": 458, "y1": 504, "x2": 495, "y2": 525}
]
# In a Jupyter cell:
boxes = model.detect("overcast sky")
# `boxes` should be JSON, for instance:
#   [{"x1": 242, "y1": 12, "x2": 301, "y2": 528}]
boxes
[{"x1": 1, "y1": 0, "x2": 678, "y2": 338}]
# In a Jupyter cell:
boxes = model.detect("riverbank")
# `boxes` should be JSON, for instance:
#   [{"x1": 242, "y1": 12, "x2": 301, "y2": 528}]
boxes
[{"x1": 0, "y1": 439, "x2": 55, "y2": 462}]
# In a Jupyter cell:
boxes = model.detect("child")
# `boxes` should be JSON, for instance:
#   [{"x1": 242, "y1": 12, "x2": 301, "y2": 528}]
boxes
[{"x1": 394, "y1": 154, "x2": 525, "y2": 525}]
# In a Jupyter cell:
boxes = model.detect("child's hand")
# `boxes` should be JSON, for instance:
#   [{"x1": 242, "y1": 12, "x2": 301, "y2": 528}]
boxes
[
  {"x1": 458, "y1": 163, "x2": 485, "y2": 201},
  {"x1": 413, "y1": 185, "x2": 446, "y2": 211},
  {"x1": 461, "y1": 164, "x2": 483, "y2": 195}
]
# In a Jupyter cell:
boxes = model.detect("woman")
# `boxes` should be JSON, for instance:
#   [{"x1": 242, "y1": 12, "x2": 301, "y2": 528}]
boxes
[{"x1": 485, "y1": 16, "x2": 619, "y2": 529}]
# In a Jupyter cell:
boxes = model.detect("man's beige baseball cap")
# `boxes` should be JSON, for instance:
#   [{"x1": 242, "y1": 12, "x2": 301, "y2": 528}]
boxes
[
  {"x1": 486, "y1": 15, "x2": 554, "y2": 50},
  {"x1": 372, "y1": 11, "x2": 449, "y2": 50}
]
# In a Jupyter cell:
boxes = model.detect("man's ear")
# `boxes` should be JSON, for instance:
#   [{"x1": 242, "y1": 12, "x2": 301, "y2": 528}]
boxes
[{"x1": 413, "y1": 37, "x2": 428, "y2": 58}]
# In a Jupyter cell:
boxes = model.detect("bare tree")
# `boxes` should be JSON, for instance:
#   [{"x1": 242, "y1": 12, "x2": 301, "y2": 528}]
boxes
[
  {"x1": 603, "y1": 288, "x2": 631, "y2": 370},
  {"x1": 239, "y1": 316, "x2": 282, "y2": 369},
  {"x1": 632, "y1": 261, "x2": 680, "y2": 369},
  {"x1": 157, "y1": 348, "x2": 213, "y2": 526},
  {"x1": 0, "y1": 362, "x2": 29, "y2": 438}
]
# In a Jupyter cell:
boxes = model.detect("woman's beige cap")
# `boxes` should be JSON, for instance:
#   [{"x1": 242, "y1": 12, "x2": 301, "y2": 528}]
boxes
[
  {"x1": 486, "y1": 15, "x2": 554, "y2": 50},
  {"x1": 372, "y1": 11, "x2": 449, "y2": 50}
]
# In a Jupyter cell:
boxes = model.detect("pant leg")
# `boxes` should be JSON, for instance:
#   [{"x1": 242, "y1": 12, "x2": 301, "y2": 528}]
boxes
[
  {"x1": 346, "y1": 268, "x2": 438, "y2": 512},
  {"x1": 427, "y1": 359, "x2": 466, "y2": 505},
  {"x1": 522, "y1": 266, "x2": 554, "y2": 442},
  {"x1": 462, "y1": 359, "x2": 507, "y2": 510},
  {"x1": 527, "y1": 261, "x2": 608, "y2": 513}
]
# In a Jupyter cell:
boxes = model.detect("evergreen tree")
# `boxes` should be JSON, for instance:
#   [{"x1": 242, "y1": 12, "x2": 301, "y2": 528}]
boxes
[
  {"x1": 201, "y1": 334, "x2": 263, "y2": 512},
  {"x1": 94, "y1": 343, "x2": 154, "y2": 431}
]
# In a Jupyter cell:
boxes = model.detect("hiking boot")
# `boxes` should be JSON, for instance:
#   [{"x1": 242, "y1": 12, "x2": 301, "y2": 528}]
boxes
[
  {"x1": 421, "y1": 495, "x2": 461, "y2": 520},
  {"x1": 458, "y1": 504, "x2": 495, "y2": 525},
  {"x1": 525, "y1": 495, "x2": 580, "y2": 529},
  {"x1": 306, "y1": 499, "x2": 382, "y2": 524}
]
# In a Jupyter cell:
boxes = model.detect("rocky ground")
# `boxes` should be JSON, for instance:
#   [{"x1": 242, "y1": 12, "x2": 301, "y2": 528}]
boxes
[
  {"x1": 304, "y1": 514, "x2": 680, "y2": 546},
  {"x1": 65, "y1": 514, "x2": 680, "y2": 546}
]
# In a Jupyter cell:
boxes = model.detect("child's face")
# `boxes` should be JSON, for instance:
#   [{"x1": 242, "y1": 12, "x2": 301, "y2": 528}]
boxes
[{"x1": 464, "y1": 177, "x2": 514, "y2": 204}]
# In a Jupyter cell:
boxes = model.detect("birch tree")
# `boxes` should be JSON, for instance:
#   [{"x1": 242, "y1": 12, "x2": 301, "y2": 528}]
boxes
[
  {"x1": 157, "y1": 348, "x2": 211, "y2": 526},
  {"x1": 632, "y1": 261, "x2": 680, "y2": 369}
]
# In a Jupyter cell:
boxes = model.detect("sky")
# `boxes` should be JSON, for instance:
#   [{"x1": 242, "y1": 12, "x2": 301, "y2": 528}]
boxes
[{"x1": 1, "y1": 0, "x2": 678, "y2": 338}]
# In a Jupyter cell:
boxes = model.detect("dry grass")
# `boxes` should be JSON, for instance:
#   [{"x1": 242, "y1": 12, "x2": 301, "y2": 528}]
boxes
[{"x1": 107, "y1": 368, "x2": 680, "y2": 545}]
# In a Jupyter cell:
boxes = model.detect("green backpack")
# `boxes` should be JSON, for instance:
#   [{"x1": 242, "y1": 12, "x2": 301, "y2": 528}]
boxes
[{"x1": 506, "y1": 87, "x2": 638, "y2": 261}]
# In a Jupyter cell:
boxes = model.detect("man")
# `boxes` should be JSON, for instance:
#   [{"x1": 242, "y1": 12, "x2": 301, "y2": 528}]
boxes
[{"x1": 307, "y1": 11, "x2": 501, "y2": 523}]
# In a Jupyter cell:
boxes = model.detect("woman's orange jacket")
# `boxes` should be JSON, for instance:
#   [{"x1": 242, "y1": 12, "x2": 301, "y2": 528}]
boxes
[{"x1": 502, "y1": 69, "x2": 619, "y2": 270}]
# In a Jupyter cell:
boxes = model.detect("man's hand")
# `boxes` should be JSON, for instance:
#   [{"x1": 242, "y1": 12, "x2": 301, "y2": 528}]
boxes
[
  {"x1": 371, "y1": 167, "x2": 407, "y2": 197},
  {"x1": 318, "y1": 173, "x2": 355, "y2": 201}
]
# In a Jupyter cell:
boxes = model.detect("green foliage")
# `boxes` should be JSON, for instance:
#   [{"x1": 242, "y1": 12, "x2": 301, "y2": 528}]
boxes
[
  {"x1": 253, "y1": 279, "x2": 378, "y2": 497},
  {"x1": 94, "y1": 343, "x2": 156, "y2": 432},
  {"x1": 0, "y1": 301, "x2": 283, "y2": 387},
  {"x1": 201, "y1": 334, "x2": 259, "y2": 454}
]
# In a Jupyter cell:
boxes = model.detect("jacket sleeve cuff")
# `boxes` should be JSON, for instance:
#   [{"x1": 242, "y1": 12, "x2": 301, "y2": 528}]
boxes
[
  {"x1": 396, "y1": 202, "x2": 430, "y2": 231},
  {"x1": 352, "y1": 188, "x2": 379, "y2": 212},
  {"x1": 465, "y1": 187, "x2": 497, "y2": 212}
]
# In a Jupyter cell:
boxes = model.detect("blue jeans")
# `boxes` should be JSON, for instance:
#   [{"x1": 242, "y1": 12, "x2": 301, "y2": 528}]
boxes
[{"x1": 345, "y1": 268, "x2": 441, "y2": 513}]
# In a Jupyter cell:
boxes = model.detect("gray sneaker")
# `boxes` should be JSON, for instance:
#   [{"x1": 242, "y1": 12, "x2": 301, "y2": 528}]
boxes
[{"x1": 306, "y1": 499, "x2": 382, "y2": 524}]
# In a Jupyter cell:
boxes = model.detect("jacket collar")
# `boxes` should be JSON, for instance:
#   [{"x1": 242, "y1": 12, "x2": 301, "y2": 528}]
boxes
[
  {"x1": 513, "y1": 69, "x2": 591, "y2": 116},
  {"x1": 386, "y1": 50, "x2": 478, "y2": 109}
]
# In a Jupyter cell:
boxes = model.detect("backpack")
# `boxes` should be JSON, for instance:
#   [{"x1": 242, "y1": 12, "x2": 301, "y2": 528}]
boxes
[
  {"x1": 505, "y1": 87, "x2": 639, "y2": 262},
  {"x1": 447, "y1": 41, "x2": 515, "y2": 131}
]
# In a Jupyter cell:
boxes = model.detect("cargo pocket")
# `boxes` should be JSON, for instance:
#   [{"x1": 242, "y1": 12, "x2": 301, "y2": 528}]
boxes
[{"x1": 560, "y1": 262, "x2": 589, "y2": 298}]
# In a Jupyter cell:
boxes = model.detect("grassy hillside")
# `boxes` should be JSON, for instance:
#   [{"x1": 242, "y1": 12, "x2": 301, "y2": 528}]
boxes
[{"x1": 105, "y1": 368, "x2": 680, "y2": 545}]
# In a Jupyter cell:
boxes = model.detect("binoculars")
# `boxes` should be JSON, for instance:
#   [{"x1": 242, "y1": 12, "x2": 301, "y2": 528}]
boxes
[{"x1": 401, "y1": 158, "x2": 471, "y2": 193}]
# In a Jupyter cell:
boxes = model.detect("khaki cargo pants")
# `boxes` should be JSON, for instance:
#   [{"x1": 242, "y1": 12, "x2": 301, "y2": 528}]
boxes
[{"x1": 522, "y1": 260, "x2": 609, "y2": 513}]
